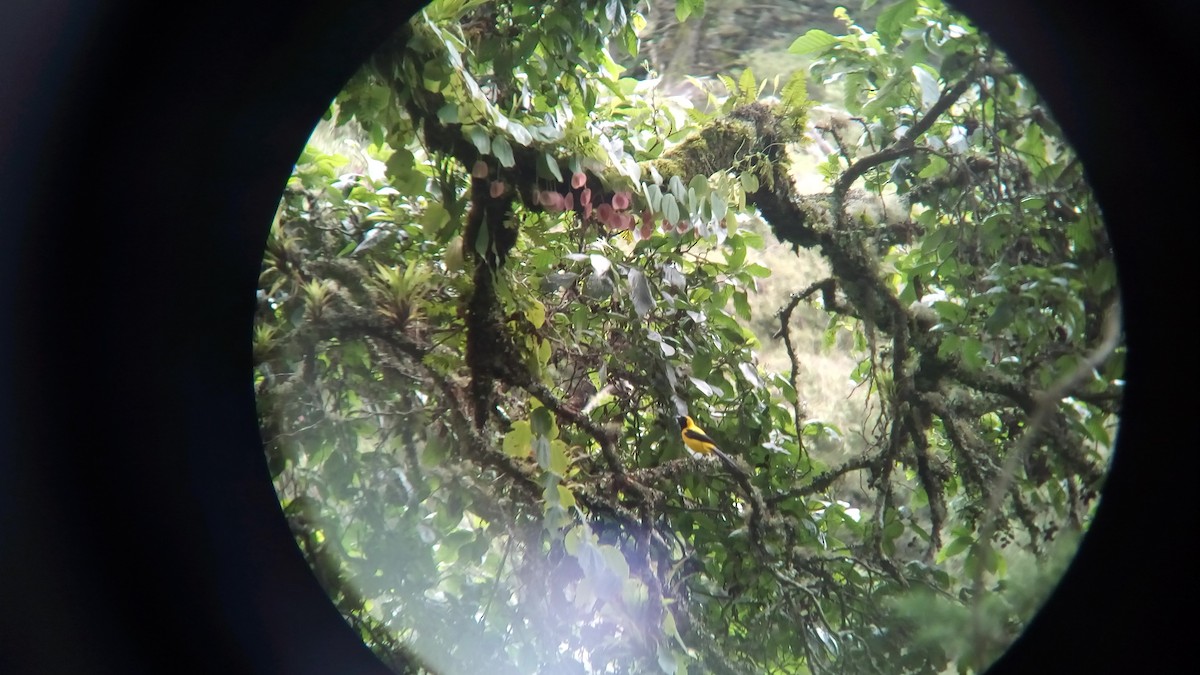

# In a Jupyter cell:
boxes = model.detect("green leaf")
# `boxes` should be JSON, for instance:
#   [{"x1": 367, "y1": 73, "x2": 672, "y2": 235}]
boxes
[
  {"x1": 1083, "y1": 414, "x2": 1111, "y2": 446},
  {"x1": 525, "y1": 299, "x2": 546, "y2": 328},
  {"x1": 598, "y1": 544, "x2": 630, "y2": 580},
  {"x1": 961, "y1": 337, "x2": 986, "y2": 370},
  {"x1": 564, "y1": 525, "x2": 584, "y2": 556},
  {"x1": 937, "y1": 534, "x2": 973, "y2": 562},
  {"x1": 556, "y1": 483, "x2": 576, "y2": 510},
  {"x1": 385, "y1": 146, "x2": 415, "y2": 181},
  {"x1": 739, "y1": 172, "x2": 759, "y2": 194},
  {"x1": 503, "y1": 421, "x2": 533, "y2": 457},
  {"x1": 549, "y1": 439, "x2": 570, "y2": 475},
  {"x1": 745, "y1": 263, "x2": 771, "y2": 278},
  {"x1": 421, "y1": 202, "x2": 451, "y2": 238},
  {"x1": 466, "y1": 126, "x2": 491, "y2": 154},
  {"x1": 918, "y1": 154, "x2": 948, "y2": 178},
  {"x1": 738, "y1": 67, "x2": 756, "y2": 103},
  {"x1": 788, "y1": 29, "x2": 840, "y2": 56},
  {"x1": 724, "y1": 236, "x2": 744, "y2": 267},
  {"x1": 675, "y1": 0, "x2": 704, "y2": 23},
  {"x1": 931, "y1": 300, "x2": 965, "y2": 325},
  {"x1": 984, "y1": 299, "x2": 1016, "y2": 335},
  {"x1": 875, "y1": 0, "x2": 918, "y2": 44},
  {"x1": 473, "y1": 218, "x2": 491, "y2": 258},
  {"x1": 531, "y1": 406, "x2": 555, "y2": 438}
]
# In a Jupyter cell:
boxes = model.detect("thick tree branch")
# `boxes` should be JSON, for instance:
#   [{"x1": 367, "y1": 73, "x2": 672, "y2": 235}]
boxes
[{"x1": 832, "y1": 61, "x2": 985, "y2": 201}]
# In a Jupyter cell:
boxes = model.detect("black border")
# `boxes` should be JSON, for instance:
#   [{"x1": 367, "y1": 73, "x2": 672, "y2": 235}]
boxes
[{"x1": 2, "y1": 1, "x2": 1194, "y2": 673}]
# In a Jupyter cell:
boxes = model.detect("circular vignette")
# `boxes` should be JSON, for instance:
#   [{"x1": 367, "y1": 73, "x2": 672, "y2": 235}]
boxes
[{"x1": 3, "y1": 1, "x2": 1194, "y2": 674}]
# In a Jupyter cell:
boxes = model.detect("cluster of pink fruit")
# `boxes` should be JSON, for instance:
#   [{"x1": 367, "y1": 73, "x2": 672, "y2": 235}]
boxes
[
  {"x1": 474, "y1": 160, "x2": 695, "y2": 240},
  {"x1": 537, "y1": 171, "x2": 666, "y2": 240}
]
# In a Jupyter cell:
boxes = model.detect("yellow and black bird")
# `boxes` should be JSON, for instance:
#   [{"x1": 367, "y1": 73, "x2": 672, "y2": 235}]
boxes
[
  {"x1": 678, "y1": 415, "x2": 747, "y2": 479},
  {"x1": 678, "y1": 415, "x2": 721, "y2": 457},
  {"x1": 677, "y1": 415, "x2": 755, "y2": 495}
]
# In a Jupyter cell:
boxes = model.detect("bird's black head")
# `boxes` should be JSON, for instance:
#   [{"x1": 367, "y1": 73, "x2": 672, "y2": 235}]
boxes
[{"x1": 677, "y1": 416, "x2": 689, "y2": 429}]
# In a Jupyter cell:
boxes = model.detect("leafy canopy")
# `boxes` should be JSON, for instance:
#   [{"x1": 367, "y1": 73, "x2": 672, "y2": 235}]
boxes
[{"x1": 255, "y1": 1, "x2": 1121, "y2": 673}]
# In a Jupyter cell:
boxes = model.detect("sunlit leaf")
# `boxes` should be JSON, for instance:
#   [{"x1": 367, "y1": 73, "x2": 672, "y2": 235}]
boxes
[
  {"x1": 788, "y1": 29, "x2": 839, "y2": 55},
  {"x1": 503, "y1": 421, "x2": 533, "y2": 458}
]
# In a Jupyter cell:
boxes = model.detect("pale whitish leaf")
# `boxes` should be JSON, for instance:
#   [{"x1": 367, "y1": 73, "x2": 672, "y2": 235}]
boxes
[
  {"x1": 645, "y1": 183, "x2": 663, "y2": 211},
  {"x1": 816, "y1": 627, "x2": 840, "y2": 656},
  {"x1": 584, "y1": 274, "x2": 614, "y2": 299},
  {"x1": 627, "y1": 268, "x2": 655, "y2": 318},
  {"x1": 590, "y1": 253, "x2": 612, "y2": 276},
  {"x1": 739, "y1": 362, "x2": 764, "y2": 388},
  {"x1": 624, "y1": 157, "x2": 642, "y2": 182},
  {"x1": 508, "y1": 121, "x2": 533, "y2": 146},
  {"x1": 545, "y1": 153, "x2": 563, "y2": 182},
  {"x1": 492, "y1": 136, "x2": 515, "y2": 167},
  {"x1": 647, "y1": 330, "x2": 676, "y2": 356},
  {"x1": 531, "y1": 123, "x2": 563, "y2": 143},
  {"x1": 466, "y1": 126, "x2": 490, "y2": 154},
  {"x1": 912, "y1": 65, "x2": 940, "y2": 111},
  {"x1": 662, "y1": 194, "x2": 680, "y2": 225},
  {"x1": 437, "y1": 103, "x2": 459, "y2": 124},
  {"x1": 657, "y1": 644, "x2": 678, "y2": 675},
  {"x1": 946, "y1": 125, "x2": 968, "y2": 154},
  {"x1": 662, "y1": 263, "x2": 686, "y2": 289},
  {"x1": 443, "y1": 39, "x2": 463, "y2": 70},
  {"x1": 669, "y1": 175, "x2": 686, "y2": 200},
  {"x1": 534, "y1": 435, "x2": 552, "y2": 469},
  {"x1": 648, "y1": 163, "x2": 663, "y2": 185},
  {"x1": 690, "y1": 377, "x2": 715, "y2": 397},
  {"x1": 710, "y1": 193, "x2": 727, "y2": 221}
]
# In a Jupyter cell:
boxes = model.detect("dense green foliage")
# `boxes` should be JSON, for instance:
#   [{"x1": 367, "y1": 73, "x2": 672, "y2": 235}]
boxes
[{"x1": 254, "y1": 1, "x2": 1122, "y2": 673}]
